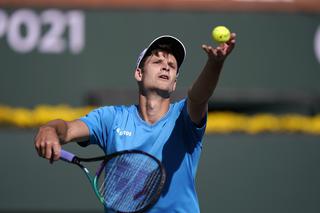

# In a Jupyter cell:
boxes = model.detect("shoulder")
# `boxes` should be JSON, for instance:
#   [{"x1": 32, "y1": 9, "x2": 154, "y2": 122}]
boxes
[
  {"x1": 96, "y1": 104, "x2": 135, "y2": 113},
  {"x1": 113, "y1": 104, "x2": 137, "y2": 114},
  {"x1": 163, "y1": 98, "x2": 188, "y2": 121},
  {"x1": 82, "y1": 104, "x2": 136, "y2": 121},
  {"x1": 171, "y1": 98, "x2": 187, "y2": 110}
]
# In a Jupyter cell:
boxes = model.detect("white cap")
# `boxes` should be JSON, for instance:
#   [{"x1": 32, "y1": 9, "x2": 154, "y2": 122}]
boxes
[{"x1": 136, "y1": 35, "x2": 186, "y2": 71}]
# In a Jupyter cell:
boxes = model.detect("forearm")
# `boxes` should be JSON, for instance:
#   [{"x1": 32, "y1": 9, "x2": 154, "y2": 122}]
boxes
[
  {"x1": 188, "y1": 60, "x2": 224, "y2": 104},
  {"x1": 35, "y1": 118, "x2": 89, "y2": 160},
  {"x1": 187, "y1": 34, "x2": 235, "y2": 124},
  {"x1": 40, "y1": 119, "x2": 70, "y2": 144}
]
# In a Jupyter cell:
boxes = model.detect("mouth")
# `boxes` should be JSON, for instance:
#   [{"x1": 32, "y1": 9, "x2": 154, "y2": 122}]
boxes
[{"x1": 159, "y1": 74, "x2": 169, "y2": 80}]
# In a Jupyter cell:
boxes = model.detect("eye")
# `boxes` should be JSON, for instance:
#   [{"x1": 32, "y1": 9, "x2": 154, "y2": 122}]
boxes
[{"x1": 169, "y1": 63, "x2": 177, "y2": 70}]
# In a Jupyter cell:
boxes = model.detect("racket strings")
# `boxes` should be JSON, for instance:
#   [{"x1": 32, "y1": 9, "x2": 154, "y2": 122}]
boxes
[
  {"x1": 101, "y1": 154, "x2": 140, "y2": 209},
  {"x1": 101, "y1": 154, "x2": 138, "y2": 198},
  {"x1": 99, "y1": 156, "x2": 123, "y2": 194},
  {"x1": 135, "y1": 169, "x2": 162, "y2": 210},
  {"x1": 100, "y1": 156, "x2": 132, "y2": 206},
  {"x1": 105, "y1": 154, "x2": 150, "y2": 207},
  {"x1": 121, "y1": 168, "x2": 161, "y2": 211},
  {"x1": 97, "y1": 153, "x2": 162, "y2": 212},
  {"x1": 103, "y1": 155, "x2": 136, "y2": 208}
]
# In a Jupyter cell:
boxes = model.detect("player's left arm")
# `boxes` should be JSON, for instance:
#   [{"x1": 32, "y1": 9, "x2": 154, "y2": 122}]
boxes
[{"x1": 187, "y1": 33, "x2": 236, "y2": 125}]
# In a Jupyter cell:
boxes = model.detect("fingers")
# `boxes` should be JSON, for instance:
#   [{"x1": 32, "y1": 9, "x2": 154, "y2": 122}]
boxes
[
  {"x1": 45, "y1": 141, "x2": 53, "y2": 160},
  {"x1": 228, "y1": 33, "x2": 236, "y2": 43},
  {"x1": 226, "y1": 33, "x2": 236, "y2": 53},
  {"x1": 34, "y1": 134, "x2": 41, "y2": 156},
  {"x1": 34, "y1": 126, "x2": 61, "y2": 162},
  {"x1": 201, "y1": 44, "x2": 227, "y2": 60},
  {"x1": 52, "y1": 142, "x2": 61, "y2": 161},
  {"x1": 201, "y1": 44, "x2": 211, "y2": 53},
  {"x1": 202, "y1": 32, "x2": 236, "y2": 60}
]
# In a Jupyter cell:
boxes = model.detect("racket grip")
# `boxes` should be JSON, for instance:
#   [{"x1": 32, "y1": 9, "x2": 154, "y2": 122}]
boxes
[{"x1": 60, "y1": 149, "x2": 75, "y2": 163}]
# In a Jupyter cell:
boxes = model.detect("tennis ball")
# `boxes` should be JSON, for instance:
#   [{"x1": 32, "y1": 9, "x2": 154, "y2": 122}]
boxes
[{"x1": 212, "y1": 26, "x2": 231, "y2": 43}]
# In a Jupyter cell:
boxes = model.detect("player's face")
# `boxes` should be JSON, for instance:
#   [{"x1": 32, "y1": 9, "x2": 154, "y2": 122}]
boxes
[{"x1": 135, "y1": 51, "x2": 178, "y2": 95}]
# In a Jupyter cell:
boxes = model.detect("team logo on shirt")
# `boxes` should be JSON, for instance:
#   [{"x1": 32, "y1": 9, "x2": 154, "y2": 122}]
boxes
[{"x1": 116, "y1": 128, "x2": 133, "y2": 136}]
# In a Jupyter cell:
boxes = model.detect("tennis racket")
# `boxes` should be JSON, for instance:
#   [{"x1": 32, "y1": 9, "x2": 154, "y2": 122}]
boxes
[{"x1": 60, "y1": 149, "x2": 166, "y2": 213}]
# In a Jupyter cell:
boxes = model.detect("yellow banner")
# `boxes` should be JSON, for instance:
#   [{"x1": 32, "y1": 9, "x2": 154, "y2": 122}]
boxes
[{"x1": 1, "y1": 105, "x2": 320, "y2": 134}]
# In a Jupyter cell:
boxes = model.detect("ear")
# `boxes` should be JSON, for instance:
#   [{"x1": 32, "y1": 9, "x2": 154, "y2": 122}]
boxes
[
  {"x1": 134, "y1": 68, "x2": 143, "y2": 82},
  {"x1": 172, "y1": 77, "x2": 177, "y2": 91}
]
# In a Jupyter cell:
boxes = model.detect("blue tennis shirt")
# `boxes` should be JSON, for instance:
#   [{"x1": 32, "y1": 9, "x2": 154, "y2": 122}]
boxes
[{"x1": 80, "y1": 98, "x2": 207, "y2": 212}]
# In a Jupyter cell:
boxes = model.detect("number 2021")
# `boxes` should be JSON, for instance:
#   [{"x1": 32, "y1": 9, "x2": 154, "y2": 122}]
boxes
[{"x1": 0, "y1": 9, "x2": 85, "y2": 54}]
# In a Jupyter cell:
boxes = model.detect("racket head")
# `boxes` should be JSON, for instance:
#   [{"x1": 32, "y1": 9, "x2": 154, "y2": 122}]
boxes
[{"x1": 94, "y1": 150, "x2": 166, "y2": 213}]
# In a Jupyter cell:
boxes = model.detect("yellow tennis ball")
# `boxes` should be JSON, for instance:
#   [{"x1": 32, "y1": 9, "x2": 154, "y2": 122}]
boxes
[{"x1": 212, "y1": 26, "x2": 231, "y2": 43}]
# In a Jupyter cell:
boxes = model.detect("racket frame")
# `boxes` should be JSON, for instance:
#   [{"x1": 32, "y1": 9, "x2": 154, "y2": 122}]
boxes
[{"x1": 60, "y1": 149, "x2": 166, "y2": 213}]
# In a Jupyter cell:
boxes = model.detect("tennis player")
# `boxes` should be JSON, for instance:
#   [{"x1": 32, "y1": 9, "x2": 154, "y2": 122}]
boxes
[{"x1": 34, "y1": 33, "x2": 236, "y2": 212}]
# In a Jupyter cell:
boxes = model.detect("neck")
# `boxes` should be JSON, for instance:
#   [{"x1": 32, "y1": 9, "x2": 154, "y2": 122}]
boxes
[{"x1": 138, "y1": 93, "x2": 170, "y2": 124}]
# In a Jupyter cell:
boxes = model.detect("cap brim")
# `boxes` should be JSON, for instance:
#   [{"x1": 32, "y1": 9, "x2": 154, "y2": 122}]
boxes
[{"x1": 136, "y1": 35, "x2": 186, "y2": 70}]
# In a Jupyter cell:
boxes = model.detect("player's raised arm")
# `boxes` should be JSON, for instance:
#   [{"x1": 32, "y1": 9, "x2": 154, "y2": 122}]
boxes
[
  {"x1": 187, "y1": 30, "x2": 236, "y2": 125},
  {"x1": 34, "y1": 119, "x2": 89, "y2": 162}
]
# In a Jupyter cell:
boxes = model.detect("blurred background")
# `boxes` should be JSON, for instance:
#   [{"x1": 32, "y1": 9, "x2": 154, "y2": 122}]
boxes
[{"x1": 0, "y1": 0, "x2": 320, "y2": 212}]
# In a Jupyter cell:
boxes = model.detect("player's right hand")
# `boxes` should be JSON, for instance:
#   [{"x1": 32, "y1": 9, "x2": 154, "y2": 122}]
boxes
[{"x1": 34, "y1": 126, "x2": 61, "y2": 163}]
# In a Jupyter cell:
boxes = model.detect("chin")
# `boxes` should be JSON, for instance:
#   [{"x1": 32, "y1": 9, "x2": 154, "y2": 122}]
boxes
[{"x1": 156, "y1": 87, "x2": 175, "y2": 98}]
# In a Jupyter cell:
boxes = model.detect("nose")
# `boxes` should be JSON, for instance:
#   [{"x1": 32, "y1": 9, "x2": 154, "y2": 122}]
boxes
[{"x1": 161, "y1": 62, "x2": 170, "y2": 72}]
